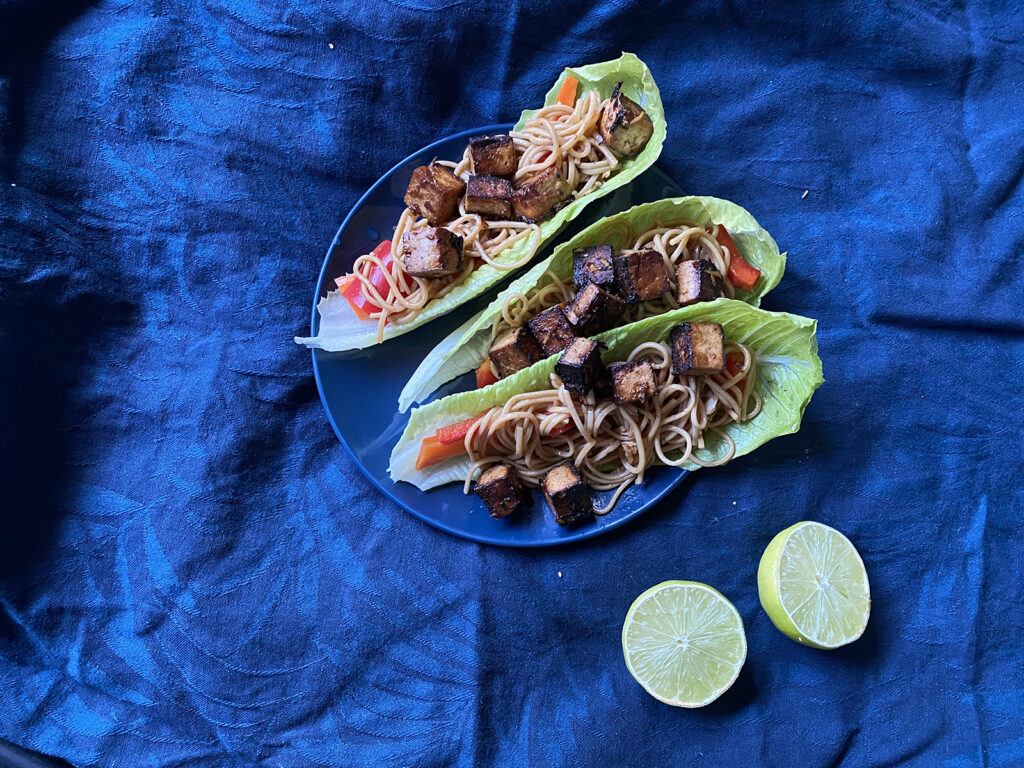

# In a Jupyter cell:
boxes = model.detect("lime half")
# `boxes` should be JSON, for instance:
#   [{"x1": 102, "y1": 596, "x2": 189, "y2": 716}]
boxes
[
  {"x1": 622, "y1": 581, "x2": 747, "y2": 707},
  {"x1": 757, "y1": 521, "x2": 871, "y2": 649}
]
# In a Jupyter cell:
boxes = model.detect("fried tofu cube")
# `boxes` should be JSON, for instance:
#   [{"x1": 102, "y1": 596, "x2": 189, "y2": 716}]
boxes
[
  {"x1": 465, "y1": 174, "x2": 512, "y2": 219},
  {"x1": 403, "y1": 164, "x2": 466, "y2": 225},
  {"x1": 670, "y1": 322, "x2": 726, "y2": 376},
  {"x1": 613, "y1": 249, "x2": 671, "y2": 303},
  {"x1": 511, "y1": 166, "x2": 572, "y2": 223},
  {"x1": 401, "y1": 227, "x2": 463, "y2": 277},
  {"x1": 598, "y1": 82, "x2": 655, "y2": 158},
  {"x1": 541, "y1": 462, "x2": 593, "y2": 526},
  {"x1": 608, "y1": 360, "x2": 657, "y2": 405},
  {"x1": 554, "y1": 337, "x2": 604, "y2": 395},
  {"x1": 475, "y1": 463, "x2": 528, "y2": 519},
  {"x1": 676, "y1": 259, "x2": 724, "y2": 306},
  {"x1": 528, "y1": 306, "x2": 576, "y2": 356},
  {"x1": 564, "y1": 282, "x2": 626, "y2": 336},
  {"x1": 488, "y1": 325, "x2": 543, "y2": 379},
  {"x1": 469, "y1": 134, "x2": 517, "y2": 177},
  {"x1": 572, "y1": 245, "x2": 616, "y2": 290}
]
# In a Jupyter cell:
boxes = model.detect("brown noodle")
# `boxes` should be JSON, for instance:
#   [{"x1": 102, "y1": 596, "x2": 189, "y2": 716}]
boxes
[
  {"x1": 462, "y1": 339, "x2": 761, "y2": 514},
  {"x1": 348, "y1": 89, "x2": 622, "y2": 342}
]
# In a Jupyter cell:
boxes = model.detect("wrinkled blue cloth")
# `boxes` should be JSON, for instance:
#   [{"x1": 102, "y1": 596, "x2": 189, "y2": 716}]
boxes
[{"x1": 1, "y1": 1, "x2": 1022, "y2": 766}]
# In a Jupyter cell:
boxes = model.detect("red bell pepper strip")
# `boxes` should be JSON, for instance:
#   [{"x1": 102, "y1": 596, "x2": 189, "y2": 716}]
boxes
[
  {"x1": 340, "y1": 240, "x2": 394, "y2": 320},
  {"x1": 716, "y1": 226, "x2": 761, "y2": 292},
  {"x1": 725, "y1": 352, "x2": 744, "y2": 378},
  {"x1": 476, "y1": 359, "x2": 499, "y2": 389},
  {"x1": 435, "y1": 416, "x2": 481, "y2": 446}
]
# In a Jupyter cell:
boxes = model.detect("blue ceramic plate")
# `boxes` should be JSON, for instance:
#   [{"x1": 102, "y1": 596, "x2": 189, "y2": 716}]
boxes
[{"x1": 311, "y1": 124, "x2": 685, "y2": 547}]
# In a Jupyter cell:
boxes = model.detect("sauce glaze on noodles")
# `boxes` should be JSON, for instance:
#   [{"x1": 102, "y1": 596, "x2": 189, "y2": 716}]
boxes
[
  {"x1": 482, "y1": 221, "x2": 738, "y2": 378},
  {"x1": 462, "y1": 338, "x2": 760, "y2": 514},
  {"x1": 351, "y1": 90, "x2": 621, "y2": 342}
]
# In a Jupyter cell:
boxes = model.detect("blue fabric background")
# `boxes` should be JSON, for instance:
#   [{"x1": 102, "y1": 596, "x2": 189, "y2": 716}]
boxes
[{"x1": 1, "y1": 1, "x2": 1022, "y2": 766}]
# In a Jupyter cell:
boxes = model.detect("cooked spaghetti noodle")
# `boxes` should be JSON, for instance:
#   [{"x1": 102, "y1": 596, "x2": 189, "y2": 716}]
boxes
[
  {"x1": 347, "y1": 89, "x2": 622, "y2": 342},
  {"x1": 461, "y1": 338, "x2": 760, "y2": 514}
]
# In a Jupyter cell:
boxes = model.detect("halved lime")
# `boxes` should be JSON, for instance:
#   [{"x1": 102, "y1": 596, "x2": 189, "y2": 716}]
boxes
[
  {"x1": 757, "y1": 521, "x2": 870, "y2": 649},
  {"x1": 622, "y1": 581, "x2": 747, "y2": 707}
]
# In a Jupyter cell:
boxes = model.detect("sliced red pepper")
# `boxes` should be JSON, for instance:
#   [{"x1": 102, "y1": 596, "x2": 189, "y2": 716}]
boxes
[
  {"x1": 725, "y1": 352, "x2": 744, "y2": 378},
  {"x1": 476, "y1": 359, "x2": 499, "y2": 389},
  {"x1": 336, "y1": 275, "x2": 372, "y2": 321},
  {"x1": 436, "y1": 416, "x2": 481, "y2": 446},
  {"x1": 340, "y1": 240, "x2": 395, "y2": 321},
  {"x1": 716, "y1": 226, "x2": 761, "y2": 292}
]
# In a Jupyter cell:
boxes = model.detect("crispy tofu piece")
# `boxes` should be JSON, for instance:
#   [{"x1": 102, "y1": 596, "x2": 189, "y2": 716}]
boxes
[
  {"x1": 400, "y1": 227, "x2": 463, "y2": 277},
  {"x1": 564, "y1": 282, "x2": 626, "y2": 336},
  {"x1": 670, "y1": 322, "x2": 726, "y2": 376},
  {"x1": 676, "y1": 259, "x2": 724, "y2": 306},
  {"x1": 403, "y1": 164, "x2": 465, "y2": 225},
  {"x1": 541, "y1": 462, "x2": 593, "y2": 526},
  {"x1": 554, "y1": 337, "x2": 604, "y2": 395},
  {"x1": 528, "y1": 306, "x2": 576, "y2": 356},
  {"x1": 598, "y1": 82, "x2": 654, "y2": 158},
  {"x1": 475, "y1": 463, "x2": 528, "y2": 519},
  {"x1": 572, "y1": 245, "x2": 616, "y2": 290},
  {"x1": 465, "y1": 174, "x2": 512, "y2": 219},
  {"x1": 469, "y1": 134, "x2": 517, "y2": 177},
  {"x1": 511, "y1": 166, "x2": 572, "y2": 223},
  {"x1": 488, "y1": 325, "x2": 543, "y2": 378},
  {"x1": 608, "y1": 360, "x2": 657, "y2": 405},
  {"x1": 613, "y1": 249, "x2": 671, "y2": 303}
]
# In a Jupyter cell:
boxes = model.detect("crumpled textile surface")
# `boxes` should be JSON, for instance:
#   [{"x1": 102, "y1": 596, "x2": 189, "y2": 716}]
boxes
[{"x1": 1, "y1": 1, "x2": 1022, "y2": 766}]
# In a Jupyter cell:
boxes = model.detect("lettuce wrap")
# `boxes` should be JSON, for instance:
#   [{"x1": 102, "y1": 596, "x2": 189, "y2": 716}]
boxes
[
  {"x1": 390, "y1": 298, "x2": 822, "y2": 492},
  {"x1": 296, "y1": 53, "x2": 666, "y2": 352},
  {"x1": 398, "y1": 196, "x2": 786, "y2": 411}
]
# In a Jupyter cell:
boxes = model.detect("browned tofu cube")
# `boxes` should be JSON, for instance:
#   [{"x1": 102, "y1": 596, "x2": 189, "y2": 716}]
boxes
[
  {"x1": 401, "y1": 227, "x2": 463, "y2": 277},
  {"x1": 469, "y1": 134, "x2": 517, "y2": 177},
  {"x1": 541, "y1": 462, "x2": 593, "y2": 526},
  {"x1": 528, "y1": 306, "x2": 576, "y2": 356},
  {"x1": 488, "y1": 324, "x2": 543, "y2": 378},
  {"x1": 554, "y1": 337, "x2": 604, "y2": 395},
  {"x1": 613, "y1": 249, "x2": 671, "y2": 303},
  {"x1": 608, "y1": 360, "x2": 657, "y2": 405},
  {"x1": 465, "y1": 175, "x2": 512, "y2": 219},
  {"x1": 475, "y1": 463, "x2": 528, "y2": 519},
  {"x1": 403, "y1": 164, "x2": 465, "y2": 225},
  {"x1": 676, "y1": 259, "x2": 725, "y2": 306},
  {"x1": 670, "y1": 322, "x2": 726, "y2": 376},
  {"x1": 511, "y1": 166, "x2": 572, "y2": 223},
  {"x1": 598, "y1": 82, "x2": 654, "y2": 158},
  {"x1": 564, "y1": 282, "x2": 626, "y2": 336},
  {"x1": 572, "y1": 245, "x2": 616, "y2": 290}
]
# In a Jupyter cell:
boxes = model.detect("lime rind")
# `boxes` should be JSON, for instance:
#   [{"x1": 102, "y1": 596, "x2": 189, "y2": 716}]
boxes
[
  {"x1": 757, "y1": 521, "x2": 871, "y2": 650},
  {"x1": 622, "y1": 581, "x2": 747, "y2": 707}
]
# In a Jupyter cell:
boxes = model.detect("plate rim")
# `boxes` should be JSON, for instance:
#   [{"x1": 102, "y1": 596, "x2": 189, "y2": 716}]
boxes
[{"x1": 309, "y1": 124, "x2": 689, "y2": 548}]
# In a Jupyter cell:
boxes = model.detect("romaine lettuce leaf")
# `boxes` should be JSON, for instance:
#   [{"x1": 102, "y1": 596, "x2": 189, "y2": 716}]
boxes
[
  {"x1": 390, "y1": 298, "x2": 822, "y2": 491},
  {"x1": 296, "y1": 52, "x2": 666, "y2": 352},
  {"x1": 398, "y1": 195, "x2": 786, "y2": 411}
]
